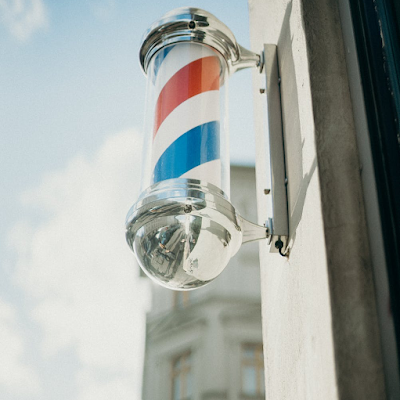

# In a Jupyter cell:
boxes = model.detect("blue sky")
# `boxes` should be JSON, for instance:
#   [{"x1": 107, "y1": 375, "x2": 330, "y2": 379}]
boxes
[{"x1": 0, "y1": 1, "x2": 255, "y2": 399}]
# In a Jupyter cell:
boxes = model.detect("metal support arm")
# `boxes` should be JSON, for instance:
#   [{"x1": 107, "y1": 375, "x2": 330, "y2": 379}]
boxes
[{"x1": 262, "y1": 44, "x2": 289, "y2": 255}]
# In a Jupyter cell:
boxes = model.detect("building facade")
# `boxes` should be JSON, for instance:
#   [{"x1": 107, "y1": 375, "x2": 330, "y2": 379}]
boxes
[
  {"x1": 142, "y1": 167, "x2": 265, "y2": 400},
  {"x1": 249, "y1": 0, "x2": 400, "y2": 399}
]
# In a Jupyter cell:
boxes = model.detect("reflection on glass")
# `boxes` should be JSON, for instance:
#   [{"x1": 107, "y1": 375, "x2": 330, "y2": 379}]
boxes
[{"x1": 133, "y1": 209, "x2": 235, "y2": 290}]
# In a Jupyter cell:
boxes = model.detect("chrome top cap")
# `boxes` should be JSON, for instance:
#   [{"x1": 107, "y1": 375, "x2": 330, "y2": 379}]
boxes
[{"x1": 139, "y1": 7, "x2": 260, "y2": 75}]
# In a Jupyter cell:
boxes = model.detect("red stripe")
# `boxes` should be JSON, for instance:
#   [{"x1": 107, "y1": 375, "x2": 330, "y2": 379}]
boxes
[{"x1": 153, "y1": 56, "x2": 220, "y2": 139}]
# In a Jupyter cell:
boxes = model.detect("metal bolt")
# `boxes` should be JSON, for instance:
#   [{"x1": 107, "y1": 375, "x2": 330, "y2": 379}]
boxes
[
  {"x1": 264, "y1": 189, "x2": 271, "y2": 195},
  {"x1": 259, "y1": 88, "x2": 266, "y2": 94},
  {"x1": 188, "y1": 21, "x2": 195, "y2": 29},
  {"x1": 184, "y1": 204, "x2": 192, "y2": 213}
]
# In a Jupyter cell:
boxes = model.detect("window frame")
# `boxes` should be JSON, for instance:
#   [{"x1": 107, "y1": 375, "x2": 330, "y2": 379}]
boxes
[
  {"x1": 173, "y1": 291, "x2": 190, "y2": 309},
  {"x1": 240, "y1": 343, "x2": 265, "y2": 398},
  {"x1": 171, "y1": 350, "x2": 193, "y2": 400}
]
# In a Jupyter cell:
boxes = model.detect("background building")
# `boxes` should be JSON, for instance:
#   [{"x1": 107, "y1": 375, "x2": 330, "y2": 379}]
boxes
[{"x1": 142, "y1": 166, "x2": 264, "y2": 400}]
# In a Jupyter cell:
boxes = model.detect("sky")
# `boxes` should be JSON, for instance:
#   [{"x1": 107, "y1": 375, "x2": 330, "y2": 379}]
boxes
[{"x1": 0, "y1": 1, "x2": 255, "y2": 399}]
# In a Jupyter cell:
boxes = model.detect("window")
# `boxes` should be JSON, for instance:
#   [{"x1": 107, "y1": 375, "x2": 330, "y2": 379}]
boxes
[
  {"x1": 171, "y1": 351, "x2": 193, "y2": 400},
  {"x1": 241, "y1": 344, "x2": 265, "y2": 397},
  {"x1": 173, "y1": 291, "x2": 190, "y2": 309}
]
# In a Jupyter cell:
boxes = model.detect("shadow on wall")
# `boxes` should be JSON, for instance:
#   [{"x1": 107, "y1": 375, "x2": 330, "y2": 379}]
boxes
[{"x1": 278, "y1": 1, "x2": 317, "y2": 249}]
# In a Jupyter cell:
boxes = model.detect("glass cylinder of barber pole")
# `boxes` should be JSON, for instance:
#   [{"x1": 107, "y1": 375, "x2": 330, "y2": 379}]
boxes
[{"x1": 140, "y1": 42, "x2": 229, "y2": 197}]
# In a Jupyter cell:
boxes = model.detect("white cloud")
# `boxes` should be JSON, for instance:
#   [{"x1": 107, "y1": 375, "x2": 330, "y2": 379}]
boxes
[
  {"x1": 0, "y1": 298, "x2": 41, "y2": 395},
  {"x1": 87, "y1": 0, "x2": 115, "y2": 22},
  {"x1": 9, "y1": 129, "x2": 150, "y2": 400},
  {"x1": 0, "y1": 0, "x2": 47, "y2": 41},
  {"x1": 77, "y1": 371, "x2": 138, "y2": 400}
]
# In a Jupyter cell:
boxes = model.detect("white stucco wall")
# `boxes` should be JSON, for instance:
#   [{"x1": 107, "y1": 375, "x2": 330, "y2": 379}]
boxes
[
  {"x1": 249, "y1": 0, "x2": 385, "y2": 398},
  {"x1": 249, "y1": 1, "x2": 337, "y2": 398}
]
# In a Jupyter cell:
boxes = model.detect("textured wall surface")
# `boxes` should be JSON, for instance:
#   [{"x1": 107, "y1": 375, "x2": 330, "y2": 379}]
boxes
[{"x1": 249, "y1": 0, "x2": 385, "y2": 398}]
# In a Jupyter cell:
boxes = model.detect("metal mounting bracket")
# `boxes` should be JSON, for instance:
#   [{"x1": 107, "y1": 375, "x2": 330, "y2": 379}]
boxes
[{"x1": 262, "y1": 44, "x2": 289, "y2": 255}]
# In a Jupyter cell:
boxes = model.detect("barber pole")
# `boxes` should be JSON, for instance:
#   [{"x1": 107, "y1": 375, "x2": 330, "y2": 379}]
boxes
[
  {"x1": 149, "y1": 43, "x2": 223, "y2": 188},
  {"x1": 126, "y1": 8, "x2": 267, "y2": 290}
]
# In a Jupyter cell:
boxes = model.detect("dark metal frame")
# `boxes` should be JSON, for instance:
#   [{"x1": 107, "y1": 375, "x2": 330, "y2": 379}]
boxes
[{"x1": 349, "y1": 0, "x2": 400, "y2": 369}]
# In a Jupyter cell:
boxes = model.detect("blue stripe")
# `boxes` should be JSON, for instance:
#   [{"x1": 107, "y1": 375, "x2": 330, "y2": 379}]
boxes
[
  {"x1": 151, "y1": 45, "x2": 175, "y2": 83},
  {"x1": 153, "y1": 121, "x2": 220, "y2": 183}
]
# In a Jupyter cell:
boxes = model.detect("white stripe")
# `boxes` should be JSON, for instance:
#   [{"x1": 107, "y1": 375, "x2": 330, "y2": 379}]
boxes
[
  {"x1": 153, "y1": 43, "x2": 218, "y2": 99},
  {"x1": 151, "y1": 90, "x2": 220, "y2": 169},
  {"x1": 180, "y1": 159, "x2": 222, "y2": 188}
]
